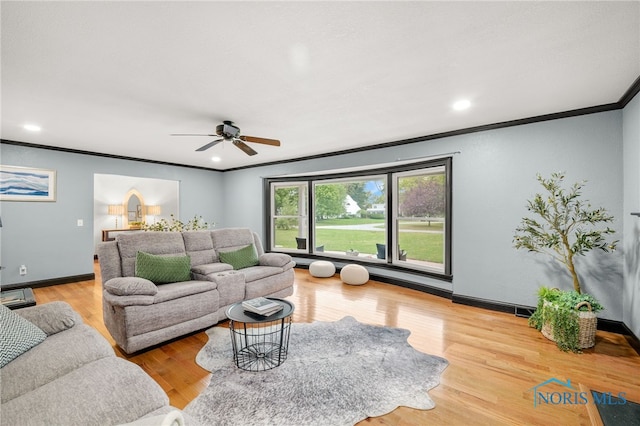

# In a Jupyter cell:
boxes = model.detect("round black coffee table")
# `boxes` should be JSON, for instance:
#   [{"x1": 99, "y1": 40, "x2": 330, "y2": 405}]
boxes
[{"x1": 226, "y1": 298, "x2": 295, "y2": 371}]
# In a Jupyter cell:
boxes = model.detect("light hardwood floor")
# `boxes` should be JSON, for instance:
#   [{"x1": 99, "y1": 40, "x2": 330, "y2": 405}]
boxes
[{"x1": 32, "y1": 262, "x2": 640, "y2": 426}]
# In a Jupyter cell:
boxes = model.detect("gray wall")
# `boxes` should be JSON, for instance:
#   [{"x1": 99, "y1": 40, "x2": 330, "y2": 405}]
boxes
[
  {"x1": 0, "y1": 144, "x2": 223, "y2": 285},
  {"x1": 224, "y1": 110, "x2": 625, "y2": 320},
  {"x1": 0, "y1": 106, "x2": 634, "y2": 326},
  {"x1": 623, "y1": 94, "x2": 640, "y2": 337}
]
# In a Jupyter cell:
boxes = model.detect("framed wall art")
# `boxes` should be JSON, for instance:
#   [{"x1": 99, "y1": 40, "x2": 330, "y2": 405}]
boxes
[{"x1": 0, "y1": 165, "x2": 57, "y2": 202}]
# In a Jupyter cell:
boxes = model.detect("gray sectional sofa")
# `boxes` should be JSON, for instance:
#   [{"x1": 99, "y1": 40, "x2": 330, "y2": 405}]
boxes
[
  {"x1": 0, "y1": 301, "x2": 191, "y2": 426},
  {"x1": 96, "y1": 227, "x2": 295, "y2": 354}
]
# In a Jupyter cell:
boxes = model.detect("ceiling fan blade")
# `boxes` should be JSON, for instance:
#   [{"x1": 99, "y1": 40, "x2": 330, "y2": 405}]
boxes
[
  {"x1": 171, "y1": 134, "x2": 217, "y2": 137},
  {"x1": 233, "y1": 140, "x2": 258, "y2": 156},
  {"x1": 195, "y1": 139, "x2": 223, "y2": 152},
  {"x1": 239, "y1": 135, "x2": 281, "y2": 146}
]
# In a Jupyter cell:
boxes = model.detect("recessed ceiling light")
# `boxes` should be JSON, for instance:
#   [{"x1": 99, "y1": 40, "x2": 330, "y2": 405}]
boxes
[
  {"x1": 23, "y1": 124, "x2": 42, "y2": 132},
  {"x1": 211, "y1": 156, "x2": 221, "y2": 162},
  {"x1": 452, "y1": 99, "x2": 471, "y2": 111}
]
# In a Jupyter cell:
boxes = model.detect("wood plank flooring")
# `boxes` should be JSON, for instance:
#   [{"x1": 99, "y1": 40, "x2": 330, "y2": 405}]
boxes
[{"x1": 32, "y1": 261, "x2": 640, "y2": 425}]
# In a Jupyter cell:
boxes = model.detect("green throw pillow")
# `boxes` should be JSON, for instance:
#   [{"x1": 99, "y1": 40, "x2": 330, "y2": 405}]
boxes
[
  {"x1": 135, "y1": 251, "x2": 191, "y2": 284},
  {"x1": 218, "y1": 244, "x2": 259, "y2": 270}
]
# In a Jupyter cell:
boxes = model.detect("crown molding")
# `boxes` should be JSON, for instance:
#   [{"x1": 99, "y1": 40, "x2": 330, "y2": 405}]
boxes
[{"x1": 3, "y1": 74, "x2": 639, "y2": 172}]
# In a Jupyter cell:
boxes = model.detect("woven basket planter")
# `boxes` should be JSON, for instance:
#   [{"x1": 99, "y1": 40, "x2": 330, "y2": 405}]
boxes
[{"x1": 541, "y1": 301, "x2": 597, "y2": 349}]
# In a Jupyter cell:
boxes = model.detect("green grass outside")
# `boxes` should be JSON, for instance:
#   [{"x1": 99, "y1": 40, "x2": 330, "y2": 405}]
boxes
[
  {"x1": 316, "y1": 218, "x2": 385, "y2": 226},
  {"x1": 317, "y1": 217, "x2": 443, "y2": 231},
  {"x1": 397, "y1": 221, "x2": 444, "y2": 231},
  {"x1": 317, "y1": 217, "x2": 442, "y2": 229},
  {"x1": 274, "y1": 227, "x2": 443, "y2": 263}
]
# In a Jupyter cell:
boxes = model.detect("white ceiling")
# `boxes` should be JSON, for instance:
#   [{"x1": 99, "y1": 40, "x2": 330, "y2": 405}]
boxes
[{"x1": 2, "y1": 1, "x2": 639, "y2": 170}]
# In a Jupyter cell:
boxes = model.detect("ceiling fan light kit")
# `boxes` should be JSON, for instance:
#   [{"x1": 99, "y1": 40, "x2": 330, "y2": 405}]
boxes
[{"x1": 171, "y1": 120, "x2": 280, "y2": 157}]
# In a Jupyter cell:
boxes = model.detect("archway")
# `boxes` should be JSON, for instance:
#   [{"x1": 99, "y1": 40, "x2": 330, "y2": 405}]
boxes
[{"x1": 122, "y1": 189, "x2": 145, "y2": 228}]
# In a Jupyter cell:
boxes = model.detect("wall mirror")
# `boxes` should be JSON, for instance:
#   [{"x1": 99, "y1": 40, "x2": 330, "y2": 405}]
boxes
[{"x1": 123, "y1": 189, "x2": 145, "y2": 228}]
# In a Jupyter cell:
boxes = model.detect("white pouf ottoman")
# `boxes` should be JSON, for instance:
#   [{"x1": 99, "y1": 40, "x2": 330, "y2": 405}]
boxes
[
  {"x1": 340, "y1": 264, "x2": 369, "y2": 285},
  {"x1": 309, "y1": 260, "x2": 336, "y2": 278}
]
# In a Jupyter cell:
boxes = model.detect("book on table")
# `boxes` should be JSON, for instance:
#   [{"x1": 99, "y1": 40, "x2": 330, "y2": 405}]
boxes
[{"x1": 242, "y1": 297, "x2": 283, "y2": 316}]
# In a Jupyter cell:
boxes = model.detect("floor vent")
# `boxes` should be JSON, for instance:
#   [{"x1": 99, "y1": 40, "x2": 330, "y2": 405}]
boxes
[{"x1": 515, "y1": 306, "x2": 535, "y2": 318}]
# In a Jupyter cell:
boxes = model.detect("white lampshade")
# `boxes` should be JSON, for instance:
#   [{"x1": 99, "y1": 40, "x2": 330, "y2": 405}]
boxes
[
  {"x1": 146, "y1": 205, "x2": 161, "y2": 216},
  {"x1": 107, "y1": 204, "x2": 125, "y2": 228},
  {"x1": 107, "y1": 205, "x2": 125, "y2": 215}
]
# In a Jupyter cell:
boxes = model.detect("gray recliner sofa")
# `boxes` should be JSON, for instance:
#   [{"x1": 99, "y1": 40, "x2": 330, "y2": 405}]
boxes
[
  {"x1": 1, "y1": 301, "x2": 193, "y2": 426},
  {"x1": 96, "y1": 227, "x2": 295, "y2": 354}
]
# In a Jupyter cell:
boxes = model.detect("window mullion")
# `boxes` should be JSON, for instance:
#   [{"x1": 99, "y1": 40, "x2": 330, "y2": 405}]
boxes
[
  {"x1": 307, "y1": 180, "x2": 314, "y2": 254},
  {"x1": 386, "y1": 173, "x2": 394, "y2": 264}
]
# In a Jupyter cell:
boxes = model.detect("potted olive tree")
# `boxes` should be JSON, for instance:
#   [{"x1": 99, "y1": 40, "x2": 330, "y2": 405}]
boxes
[{"x1": 513, "y1": 172, "x2": 618, "y2": 352}]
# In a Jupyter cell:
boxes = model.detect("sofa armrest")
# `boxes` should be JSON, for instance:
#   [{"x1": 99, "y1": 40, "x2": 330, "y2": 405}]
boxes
[
  {"x1": 104, "y1": 277, "x2": 159, "y2": 296},
  {"x1": 15, "y1": 301, "x2": 82, "y2": 336},
  {"x1": 259, "y1": 253, "x2": 294, "y2": 268},
  {"x1": 103, "y1": 291, "x2": 156, "y2": 307}
]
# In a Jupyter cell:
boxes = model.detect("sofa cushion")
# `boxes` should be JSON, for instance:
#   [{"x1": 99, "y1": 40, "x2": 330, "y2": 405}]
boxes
[
  {"x1": 182, "y1": 230, "x2": 218, "y2": 266},
  {"x1": 211, "y1": 227, "x2": 255, "y2": 251},
  {"x1": 126, "y1": 288, "x2": 219, "y2": 337},
  {"x1": 0, "y1": 305, "x2": 47, "y2": 368},
  {"x1": 135, "y1": 251, "x2": 191, "y2": 284},
  {"x1": 245, "y1": 268, "x2": 295, "y2": 300},
  {"x1": 240, "y1": 265, "x2": 287, "y2": 283},
  {"x1": 191, "y1": 263, "x2": 233, "y2": 276},
  {"x1": 218, "y1": 244, "x2": 259, "y2": 270},
  {"x1": 117, "y1": 232, "x2": 187, "y2": 277},
  {"x1": 1, "y1": 357, "x2": 170, "y2": 426},
  {"x1": 105, "y1": 277, "x2": 159, "y2": 296},
  {"x1": 15, "y1": 301, "x2": 81, "y2": 336},
  {"x1": 1, "y1": 323, "x2": 114, "y2": 403},
  {"x1": 151, "y1": 280, "x2": 218, "y2": 304}
]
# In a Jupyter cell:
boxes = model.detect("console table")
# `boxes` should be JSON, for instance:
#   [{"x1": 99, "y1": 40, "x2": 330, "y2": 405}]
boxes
[{"x1": 102, "y1": 228, "x2": 143, "y2": 242}]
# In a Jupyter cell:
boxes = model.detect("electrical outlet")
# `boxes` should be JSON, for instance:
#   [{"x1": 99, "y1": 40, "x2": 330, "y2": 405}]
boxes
[
  {"x1": 77, "y1": 219, "x2": 83, "y2": 227},
  {"x1": 19, "y1": 265, "x2": 27, "y2": 275}
]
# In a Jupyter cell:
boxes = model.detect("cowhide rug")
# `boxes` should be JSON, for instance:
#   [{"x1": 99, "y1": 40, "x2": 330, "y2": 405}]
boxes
[{"x1": 185, "y1": 316, "x2": 448, "y2": 426}]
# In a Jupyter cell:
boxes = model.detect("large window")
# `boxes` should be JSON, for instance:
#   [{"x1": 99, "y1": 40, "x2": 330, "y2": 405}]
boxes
[
  {"x1": 393, "y1": 167, "x2": 446, "y2": 273},
  {"x1": 271, "y1": 182, "x2": 308, "y2": 250},
  {"x1": 313, "y1": 176, "x2": 386, "y2": 258},
  {"x1": 266, "y1": 158, "x2": 451, "y2": 279}
]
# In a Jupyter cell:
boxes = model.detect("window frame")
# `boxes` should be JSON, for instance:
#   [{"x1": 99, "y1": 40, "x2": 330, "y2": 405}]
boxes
[
  {"x1": 269, "y1": 181, "x2": 308, "y2": 254},
  {"x1": 391, "y1": 165, "x2": 449, "y2": 275},
  {"x1": 311, "y1": 174, "x2": 388, "y2": 262},
  {"x1": 264, "y1": 157, "x2": 452, "y2": 281}
]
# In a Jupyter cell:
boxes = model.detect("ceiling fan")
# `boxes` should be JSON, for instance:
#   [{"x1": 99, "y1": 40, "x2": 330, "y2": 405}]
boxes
[{"x1": 171, "y1": 121, "x2": 280, "y2": 156}]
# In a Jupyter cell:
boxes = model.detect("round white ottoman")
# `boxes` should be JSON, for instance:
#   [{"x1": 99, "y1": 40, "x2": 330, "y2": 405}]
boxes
[
  {"x1": 340, "y1": 264, "x2": 369, "y2": 285},
  {"x1": 309, "y1": 260, "x2": 336, "y2": 278}
]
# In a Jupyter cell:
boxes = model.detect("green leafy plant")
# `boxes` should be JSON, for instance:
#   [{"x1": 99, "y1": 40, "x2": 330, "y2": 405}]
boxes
[
  {"x1": 514, "y1": 173, "x2": 617, "y2": 352},
  {"x1": 528, "y1": 287, "x2": 603, "y2": 352},
  {"x1": 513, "y1": 172, "x2": 617, "y2": 294},
  {"x1": 142, "y1": 214, "x2": 211, "y2": 232}
]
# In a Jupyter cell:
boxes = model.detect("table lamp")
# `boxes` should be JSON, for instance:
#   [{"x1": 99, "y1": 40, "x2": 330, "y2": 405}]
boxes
[{"x1": 107, "y1": 205, "x2": 125, "y2": 228}]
